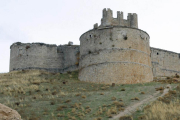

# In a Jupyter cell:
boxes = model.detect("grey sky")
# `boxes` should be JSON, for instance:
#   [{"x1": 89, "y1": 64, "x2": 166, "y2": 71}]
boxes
[{"x1": 0, "y1": 0, "x2": 180, "y2": 73}]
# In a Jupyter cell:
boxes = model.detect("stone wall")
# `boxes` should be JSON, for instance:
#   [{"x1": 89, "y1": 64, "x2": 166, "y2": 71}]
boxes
[
  {"x1": 150, "y1": 47, "x2": 180, "y2": 77},
  {"x1": 9, "y1": 8, "x2": 180, "y2": 82},
  {"x1": 10, "y1": 42, "x2": 79, "y2": 73},
  {"x1": 79, "y1": 26, "x2": 153, "y2": 84}
]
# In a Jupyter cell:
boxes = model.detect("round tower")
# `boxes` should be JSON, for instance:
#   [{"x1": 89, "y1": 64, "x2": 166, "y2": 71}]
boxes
[{"x1": 79, "y1": 8, "x2": 153, "y2": 84}]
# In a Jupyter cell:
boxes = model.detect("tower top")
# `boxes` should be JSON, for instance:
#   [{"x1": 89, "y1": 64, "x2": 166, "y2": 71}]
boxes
[{"x1": 94, "y1": 8, "x2": 138, "y2": 29}]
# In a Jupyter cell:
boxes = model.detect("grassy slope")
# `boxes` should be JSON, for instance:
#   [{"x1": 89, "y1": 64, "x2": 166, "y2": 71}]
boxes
[
  {"x1": 132, "y1": 80, "x2": 180, "y2": 120},
  {"x1": 0, "y1": 70, "x2": 178, "y2": 120}
]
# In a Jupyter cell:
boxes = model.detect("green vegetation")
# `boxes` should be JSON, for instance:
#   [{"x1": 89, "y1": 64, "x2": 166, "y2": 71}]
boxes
[{"x1": 0, "y1": 70, "x2": 178, "y2": 120}]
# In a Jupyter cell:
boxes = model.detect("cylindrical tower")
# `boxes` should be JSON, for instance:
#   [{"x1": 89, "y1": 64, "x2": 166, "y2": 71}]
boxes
[{"x1": 79, "y1": 8, "x2": 153, "y2": 84}]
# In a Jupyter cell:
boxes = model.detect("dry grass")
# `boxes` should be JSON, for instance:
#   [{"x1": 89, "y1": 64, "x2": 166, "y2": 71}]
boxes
[
  {"x1": 119, "y1": 115, "x2": 133, "y2": 120},
  {"x1": 81, "y1": 95, "x2": 86, "y2": 99},
  {"x1": 0, "y1": 70, "x2": 177, "y2": 120},
  {"x1": 131, "y1": 97, "x2": 139, "y2": 101},
  {"x1": 134, "y1": 84, "x2": 180, "y2": 120},
  {"x1": 143, "y1": 99, "x2": 180, "y2": 120},
  {"x1": 113, "y1": 101, "x2": 125, "y2": 107},
  {"x1": 111, "y1": 97, "x2": 116, "y2": 101},
  {"x1": 155, "y1": 86, "x2": 164, "y2": 91}
]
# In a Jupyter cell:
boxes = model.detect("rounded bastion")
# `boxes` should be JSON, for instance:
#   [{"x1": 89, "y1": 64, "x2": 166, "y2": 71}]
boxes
[{"x1": 78, "y1": 8, "x2": 153, "y2": 84}]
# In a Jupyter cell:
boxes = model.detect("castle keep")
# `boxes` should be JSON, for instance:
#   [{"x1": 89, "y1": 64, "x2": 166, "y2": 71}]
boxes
[
  {"x1": 10, "y1": 8, "x2": 180, "y2": 84},
  {"x1": 79, "y1": 8, "x2": 153, "y2": 84}
]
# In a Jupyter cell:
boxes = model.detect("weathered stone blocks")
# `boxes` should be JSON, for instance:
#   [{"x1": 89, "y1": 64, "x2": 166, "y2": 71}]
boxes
[
  {"x1": 79, "y1": 26, "x2": 153, "y2": 84},
  {"x1": 10, "y1": 42, "x2": 79, "y2": 73}
]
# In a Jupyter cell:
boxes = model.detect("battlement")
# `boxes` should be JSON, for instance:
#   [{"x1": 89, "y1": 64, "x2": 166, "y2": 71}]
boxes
[{"x1": 94, "y1": 8, "x2": 138, "y2": 29}]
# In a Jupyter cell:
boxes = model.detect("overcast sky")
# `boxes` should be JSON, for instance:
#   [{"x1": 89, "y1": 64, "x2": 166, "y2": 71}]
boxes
[{"x1": 0, "y1": 0, "x2": 180, "y2": 73}]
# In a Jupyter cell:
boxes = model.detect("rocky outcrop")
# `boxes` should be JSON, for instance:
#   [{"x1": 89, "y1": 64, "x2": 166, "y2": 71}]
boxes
[{"x1": 0, "y1": 103, "x2": 21, "y2": 120}]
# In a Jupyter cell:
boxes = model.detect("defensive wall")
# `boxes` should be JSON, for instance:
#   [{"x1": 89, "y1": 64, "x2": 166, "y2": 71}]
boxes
[
  {"x1": 10, "y1": 42, "x2": 79, "y2": 73},
  {"x1": 9, "y1": 41, "x2": 180, "y2": 78},
  {"x1": 150, "y1": 47, "x2": 180, "y2": 77},
  {"x1": 9, "y1": 8, "x2": 180, "y2": 84}
]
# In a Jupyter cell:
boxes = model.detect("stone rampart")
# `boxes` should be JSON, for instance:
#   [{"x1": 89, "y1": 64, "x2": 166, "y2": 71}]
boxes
[
  {"x1": 10, "y1": 42, "x2": 79, "y2": 73},
  {"x1": 150, "y1": 47, "x2": 180, "y2": 77}
]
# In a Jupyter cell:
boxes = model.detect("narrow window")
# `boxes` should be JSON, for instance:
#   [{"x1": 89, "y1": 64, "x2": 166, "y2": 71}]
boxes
[{"x1": 123, "y1": 35, "x2": 127, "y2": 40}]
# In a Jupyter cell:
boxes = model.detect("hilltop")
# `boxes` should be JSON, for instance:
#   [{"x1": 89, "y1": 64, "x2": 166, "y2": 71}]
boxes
[{"x1": 0, "y1": 70, "x2": 180, "y2": 120}]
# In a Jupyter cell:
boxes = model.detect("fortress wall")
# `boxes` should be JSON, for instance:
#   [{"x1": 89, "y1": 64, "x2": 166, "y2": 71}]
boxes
[
  {"x1": 79, "y1": 27, "x2": 153, "y2": 84},
  {"x1": 10, "y1": 42, "x2": 79, "y2": 73},
  {"x1": 58, "y1": 45, "x2": 80, "y2": 72},
  {"x1": 150, "y1": 47, "x2": 180, "y2": 77}
]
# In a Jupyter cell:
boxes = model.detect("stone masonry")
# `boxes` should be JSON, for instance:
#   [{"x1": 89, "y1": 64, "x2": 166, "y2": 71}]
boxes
[
  {"x1": 10, "y1": 42, "x2": 79, "y2": 73},
  {"x1": 79, "y1": 8, "x2": 153, "y2": 84},
  {"x1": 9, "y1": 8, "x2": 180, "y2": 84}
]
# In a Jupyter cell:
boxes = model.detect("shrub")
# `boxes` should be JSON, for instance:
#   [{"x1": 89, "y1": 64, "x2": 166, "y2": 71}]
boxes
[
  {"x1": 65, "y1": 99, "x2": 71, "y2": 103},
  {"x1": 111, "y1": 97, "x2": 116, "y2": 101},
  {"x1": 81, "y1": 95, "x2": 86, "y2": 99},
  {"x1": 113, "y1": 101, "x2": 125, "y2": 107},
  {"x1": 75, "y1": 62, "x2": 79, "y2": 65},
  {"x1": 121, "y1": 88, "x2": 125, "y2": 91},
  {"x1": 155, "y1": 87, "x2": 164, "y2": 91},
  {"x1": 52, "y1": 91, "x2": 57, "y2": 95},
  {"x1": 56, "y1": 105, "x2": 67, "y2": 111},
  {"x1": 75, "y1": 93, "x2": 81, "y2": 96},
  {"x1": 112, "y1": 83, "x2": 115, "y2": 87},
  {"x1": 176, "y1": 74, "x2": 179, "y2": 78},
  {"x1": 57, "y1": 113, "x2": 64, "y2": 117},
  {"x1": 118, "y1": 108, "x2": 125, "y2": 111},
  {"x1": 119, "y1": 116, "x2": 133, "y2": 120},
  {"x1": 50, "y1": 101, "x2": 55, "y2": 105},
  {"x1": 101, "y1": 87, "x2": 106, "y2": 90},
  {"x1": 134, "y1": 97, "x2": 139, "y2": 100}
]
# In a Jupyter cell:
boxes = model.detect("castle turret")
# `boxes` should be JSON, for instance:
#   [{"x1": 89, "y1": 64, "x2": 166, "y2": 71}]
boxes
[
  {"x1": 117, "y1": 11, "x2": 124, "y2": 26},
  {"x1": 102, "y1": 8, "x2": 113, "y2": 26},
  {"x1": 98, "y1": 8, "x2": 138, "y2": 28},
  {"x1": 128, "y1": 13, "x2": 138, "y2": 28}
]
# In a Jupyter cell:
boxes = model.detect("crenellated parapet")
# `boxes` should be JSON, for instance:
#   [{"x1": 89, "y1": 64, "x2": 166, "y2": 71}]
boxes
[{"x1": 94, "y1": 8, "x2": 138, "y2": 29}]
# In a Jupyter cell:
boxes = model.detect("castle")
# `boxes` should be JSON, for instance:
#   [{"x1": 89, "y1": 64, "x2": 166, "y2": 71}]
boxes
[{"x1": 10, "y1": 8, "x2": 180, "y2": 84}]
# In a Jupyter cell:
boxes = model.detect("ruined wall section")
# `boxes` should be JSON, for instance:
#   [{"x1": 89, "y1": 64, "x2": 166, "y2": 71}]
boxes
[
  {"x1": 10, "y1": 42, "x2": 79, "y2": 73},
  {"x1": 150, "y1": 47, "x2": 180, "y2": 77},
  {"x1": 57, "y1": 45, "x2": 79, "y2": 72},
  {"x1": 79, "y1": 27, "x2": 153, "y2": 84}
]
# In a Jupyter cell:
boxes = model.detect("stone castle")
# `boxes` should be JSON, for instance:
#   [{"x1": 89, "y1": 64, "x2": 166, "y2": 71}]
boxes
[{"x1": 10, "y1": 8, "x2": 180, "y2": 84}]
